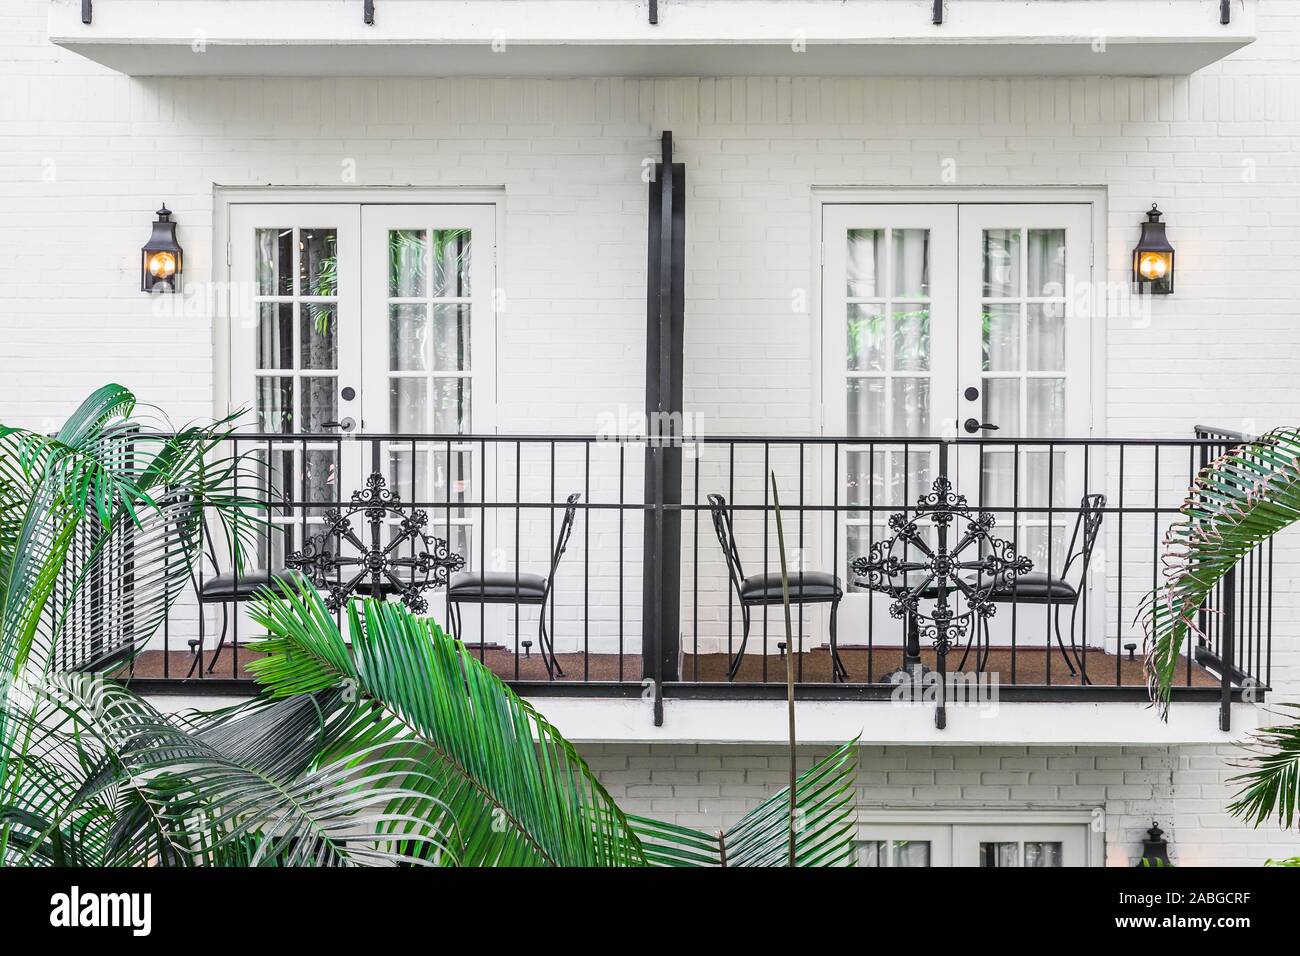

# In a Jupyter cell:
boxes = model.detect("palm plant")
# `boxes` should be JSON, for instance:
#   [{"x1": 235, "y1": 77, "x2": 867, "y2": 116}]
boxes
[
  {"x1": 1144, "y1": 427, "x2": 1300, "y2": 831},
  {"x1": 2, "y1": 385, "x2": 859, "y2": 866}
]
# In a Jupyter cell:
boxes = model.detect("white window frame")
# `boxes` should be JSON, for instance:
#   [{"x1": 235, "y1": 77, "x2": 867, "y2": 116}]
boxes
[{"x1": 857, "y1": 808, "x2": 1105, "y2": 867}]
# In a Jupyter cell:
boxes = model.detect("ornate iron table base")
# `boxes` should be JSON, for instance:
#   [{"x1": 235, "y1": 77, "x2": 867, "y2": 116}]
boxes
[{"x1": 287, "y1": 472, "x2": 465, "y2": 614}]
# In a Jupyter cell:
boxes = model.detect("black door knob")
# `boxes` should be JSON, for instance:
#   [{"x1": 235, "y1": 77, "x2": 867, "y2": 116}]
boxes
[{"x1": 963, "y1": 418, "x2": 1000, "y2": 434}]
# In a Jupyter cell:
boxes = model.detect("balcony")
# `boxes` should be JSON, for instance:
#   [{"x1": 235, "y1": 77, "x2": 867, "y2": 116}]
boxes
[
  {"x1": 66, "y1": 425, "x2": 1273, "y2": 745},
  {"x1": 51, "y1": 0, "x2": 1256, "y2": 77}
]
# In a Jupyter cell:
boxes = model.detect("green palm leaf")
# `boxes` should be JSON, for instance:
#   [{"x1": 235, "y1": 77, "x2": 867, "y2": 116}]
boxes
[
  {"x1": 1143, "y1": 427, "x2": 1300, "y2": 713},
  {"x1": 246, "y1": 582, "x2": 650, "y2": 867},
  {"x1": 1227, "y1": 704, "x2": 1300, "y2": 830},
  {"x1": 628, "y1": 740, "x2": 859, "y2": 867},
  {"x1": 3, "y1": 678, "x2": 454, "y2": 867}
]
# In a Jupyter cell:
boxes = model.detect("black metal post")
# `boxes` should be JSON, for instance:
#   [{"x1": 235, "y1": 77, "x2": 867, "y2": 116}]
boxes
[
  {"x1": 364, "y1": 0, "x2": 375, "y2": 25},
  {"x1": 933, "y1": 0, "x2": 944, "y2": 26},
  {"x1": 649, "y1": 0, "x2": 659, "y2": 26},
  {"x1": 644, "y1": 131, "x2": 686, "y2": 717},
  {"x1": 81, "y1": 0, "x2": 91, "y2": 25},
  {"x1": 1220, "y1": 564, "x2": 1235, "y2": 731},
  {"x1": 1221, "y1": 0, "x2": 1231, "y2": 26},
  {"x1": 935, "y1": 441, "x2": 949, "y2": 729}
]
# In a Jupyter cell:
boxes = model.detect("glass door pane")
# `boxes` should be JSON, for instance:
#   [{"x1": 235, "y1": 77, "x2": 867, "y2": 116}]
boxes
[
  {"x1": 956, "y1": 205, "x2": 1095, "y2": 667},
  {"x1": 823, "y1": 205, "x2": 958, "y2": 672},
  {"x1": 955, "y1": 824, "x2": 1089, "y2": 867},
  {"x1": 230, "y1": 205, "x2": 362, "y2": 576},
  {"x1": 361, "y1": 205, "x2": 497, "y2": 636}
]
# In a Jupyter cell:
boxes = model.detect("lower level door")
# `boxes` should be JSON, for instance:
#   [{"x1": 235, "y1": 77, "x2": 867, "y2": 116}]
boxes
[{"x1": 952, "y1": 824, "x2": 1089, "y2": 867}]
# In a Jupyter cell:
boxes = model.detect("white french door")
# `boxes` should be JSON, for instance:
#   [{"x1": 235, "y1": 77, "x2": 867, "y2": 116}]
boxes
[
  {"x1": 228, "y1": 201, "x2": 496, "y2": 636},
  {"x1": 229, "y1": 204, "x2": 363, "y2": 568},
  {"x1": 822, "y1": 201, "x2": 1094, "y2": 655},
  {"x1": 359, "y1": 204, "x2": 496, "y2": 573},
  {"x1": 955, "y1": 204, "x2": 1092, "y2": 582},
  {"x1": 858, "y1": 821, "x2": 1091, "y2": 867}
]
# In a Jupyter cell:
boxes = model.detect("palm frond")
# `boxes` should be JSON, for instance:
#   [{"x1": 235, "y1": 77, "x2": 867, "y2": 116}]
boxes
[
  {"x1": 0, "y1": 385, "x2": 266, "y2": 683},
  {"x1": 1143, "y1": 427, "x2": 1300, "y2": 714},
  {"x1": 629, "y1": 739, "x2": 859, "y2": 867},
  {"x1": 245, "y1": 582, "x2": 650, "y2": 867},
  {"x1": 2, "y1": 678, "x2": 454, "y2": 867},
  {"x1": 1227, "y1": 703, "x2": 1300, "y2": 830}
]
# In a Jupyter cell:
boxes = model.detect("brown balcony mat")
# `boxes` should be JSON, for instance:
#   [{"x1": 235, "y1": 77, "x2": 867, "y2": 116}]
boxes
[{"x1": 116, "y1": 644, "x2": 1217, "y2": 688}]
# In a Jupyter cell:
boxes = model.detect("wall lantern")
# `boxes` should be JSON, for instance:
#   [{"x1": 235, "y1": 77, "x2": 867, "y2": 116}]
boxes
[
  {"x1": 1132, "y1": 203, "x2": 1174, "y2": 295},
  {"x1": 141, "y1": 204, "x2": 183, "y2": 293},
  {"x1": 1136, "y1": 821, "x2": 1173, "y2": 867}
]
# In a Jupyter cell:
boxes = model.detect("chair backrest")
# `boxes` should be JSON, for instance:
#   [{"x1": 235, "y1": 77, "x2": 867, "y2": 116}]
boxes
[
  {"x1": 707, "y1": 493, "x2": 748, "y2": 603},
  {"x1": 1060, "y1": 493, "x2": 1106, "y2": 587},
  {"x1": 545, "y1": 493, "x2": 582, "y2": 589}
]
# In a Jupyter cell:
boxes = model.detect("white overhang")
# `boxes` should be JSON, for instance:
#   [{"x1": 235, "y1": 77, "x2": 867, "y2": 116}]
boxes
[
  {"x1": 143, "y1": 692, "x2": 1262, "y2": 746},
  {"x1": 50, "y1": 0, "x2": 1256, "y2": 77}
]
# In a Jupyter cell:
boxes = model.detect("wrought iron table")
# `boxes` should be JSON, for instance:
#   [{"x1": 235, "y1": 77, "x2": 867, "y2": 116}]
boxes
[
  {"x1": 850, "y1": 454, "x2": 1032, "y2": 729},
  {"x1": 286, "y1": 471, "x2": 465, "y2": 614}
]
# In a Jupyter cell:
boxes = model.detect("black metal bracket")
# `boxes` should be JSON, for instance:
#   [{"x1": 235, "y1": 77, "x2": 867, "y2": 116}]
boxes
[
  {"x1": 649, "y1": 0, "x2": 659, "y2": 26},
  {"x1": 81, "y1": 0, "x2": 91, "y2": 25},
  {"x1": 1221, "y1": 0, "x2": 1231, "y2": 25},
  {"x1": 933, "y1": 0, "x2": 944, "y2": 26},
  {"x1": 364, "y1": 0, "x2": 375, "y2": 25}
]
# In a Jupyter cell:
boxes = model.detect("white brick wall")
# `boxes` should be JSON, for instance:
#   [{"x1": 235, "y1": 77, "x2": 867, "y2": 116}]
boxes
[
  {"x1": 582, "y1": 742, "x2": 1300, "y2": 866},
  {"x1": 4, "y1": 0, "x2": 1300, "y2": 864}
]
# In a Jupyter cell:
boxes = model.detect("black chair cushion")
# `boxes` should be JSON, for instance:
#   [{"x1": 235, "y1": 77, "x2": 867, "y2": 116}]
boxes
[
  {"x1": 740, "y1": 571, "x2": 842, "y2": 603},
  {"x1": 449, "y1": 571, "x2": 548, "y2": 603},
  {"x1": 199, "y1": 568, "x2": 301, "y2": 601},
  {"x1": 985, "y1": 571, "x2": 1077, "y2": 602}
]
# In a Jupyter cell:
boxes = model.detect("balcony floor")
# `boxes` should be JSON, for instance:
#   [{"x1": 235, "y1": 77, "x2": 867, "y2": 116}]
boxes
[{"x1": 117, "y1": 645, "x2": 1219, "y2": 689}]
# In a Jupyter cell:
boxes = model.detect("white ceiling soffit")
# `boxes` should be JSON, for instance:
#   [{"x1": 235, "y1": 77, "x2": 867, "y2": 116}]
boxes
[{"x1": 50, "y1": 0, "x2": 1257, "y2": 77}]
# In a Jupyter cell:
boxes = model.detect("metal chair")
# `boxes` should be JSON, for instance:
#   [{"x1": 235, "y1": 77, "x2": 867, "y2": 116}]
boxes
[
  {"x1": 447, "y1": 492, "x2": 580, "y2": 679},
  {"x1": 707, "y1": 493, "x2": 847, "y2": 682},
  {"x1": 958, "y1": 493, "x2": 1106, "y2": 683},
  {"x1": 190, "y1": 514, "x2": 298, "y2": 676}
]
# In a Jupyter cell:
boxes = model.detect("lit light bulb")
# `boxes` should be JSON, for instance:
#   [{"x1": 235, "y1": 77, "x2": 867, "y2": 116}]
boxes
[
  {"x1": 1138, "y1": 253, "x2": 1168, "y2": 281},
  {"x1": 148, "y1": 251, "x2": 177, "y2": 278}
]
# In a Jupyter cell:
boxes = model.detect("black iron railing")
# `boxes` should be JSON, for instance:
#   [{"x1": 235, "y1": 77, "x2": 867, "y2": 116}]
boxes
[{"x1": 62, "y1": 426, "x2": 1273, "y2": 729}]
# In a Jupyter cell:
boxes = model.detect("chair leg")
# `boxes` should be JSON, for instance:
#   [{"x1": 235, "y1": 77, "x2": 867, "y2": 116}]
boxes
[
  {"x1": 1068, "y1": 601, "x2": 1091, "y2": 685},
  {"x1": 1051, "y1": 604, "x2": 1078, "y2": 677},
  {"x1": 957, "y1": 620, "x2": 979, "y2": 671},
  {"x1": 727, "y1": 606, "x2": 752, "y2": 681},
  {"x1": 187, "y1": 600, "x2": 206, "y2": 678},
  {"x1": 205, "y1": 604, "x2": 230, "y2": 675},
  {"x1": 447, "y1": 601, "x2": 460, "y2": 642},
  {"x1": 829, "y1": 598, "x2": 849, "y2": 682},
  {"x1": 538, "y1": 611, "x2": 564, "y2": 679},
  {"x1": 979, "y1": 617, "x2": 991, "y2": 673}
]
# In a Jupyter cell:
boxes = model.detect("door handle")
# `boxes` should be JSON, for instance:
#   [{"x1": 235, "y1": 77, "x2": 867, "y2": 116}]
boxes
[
  {"x1": 321, "y1": 417, "x2": 356, "y2": 432},
  {"x1": 963, "y1": 418, "x2": 999, "y2": 434}
]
